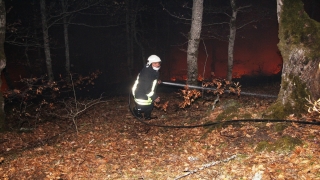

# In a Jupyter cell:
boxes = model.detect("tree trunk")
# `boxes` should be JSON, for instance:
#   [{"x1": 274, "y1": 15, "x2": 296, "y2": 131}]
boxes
[
  {"x1": 61, "y1": 0, "x2": 70, "y2": 77},
  {"x1": 0, "y1": 0, "x2": 6, "y2": 131},
  {"x1": 211, "y1": 43, "x2": 216, "y2": 78},
  {"x1": 33, "y1": 0, "x2": 42, "y2": 73},
  {"x1": 40, "y1": 0, "x2": 54, "y2": 81},
  {"x1": 268, "y1": 0, "x2": 320, "y2": 119},
  {"x1": 131, "y1": 0, "x2": 145, "y2": 66},
  {"x1": 227, "y1": 0, "x2": 238, "y2": 81},
  {"x1": 126, "y1": 0, "x2": 133, "y2": 77},
  {"x1": 187, "y1": 0, "x2": 203, "y2": 85}
]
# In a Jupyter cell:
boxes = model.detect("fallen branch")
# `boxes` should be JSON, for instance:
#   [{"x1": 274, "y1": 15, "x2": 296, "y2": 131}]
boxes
[{"x1": 174, "y1": 154, "x2": 237, "y2": 180}]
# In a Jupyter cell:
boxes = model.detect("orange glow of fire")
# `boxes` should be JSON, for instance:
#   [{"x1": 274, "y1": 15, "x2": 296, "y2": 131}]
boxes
[
  {"x1": 1, "y1": 65, "x2": 31, "y2": 93},
  {"x1": 177, "y1": 23, "x2": 280, "y2": 81},
  {"x1": 183, "y1": 75, "x2": 187, "y2": 81},
  {"x1": 0, "y1": 74, "x2": 8, "y2": 92},
  {"x1": 169, "y1": 75, "x2": 204, "y2": 82},
  {"x1": 162, "y1": 23, "x2": 282, "y2": 81}
]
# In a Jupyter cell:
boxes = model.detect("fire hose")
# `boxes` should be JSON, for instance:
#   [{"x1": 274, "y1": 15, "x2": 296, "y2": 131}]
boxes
[
  {"x1": 128, "y1": 82, "x2": 320, "y2": 128},
  {"x1": 161, "y1": 81, "x2": 277, "y2": 98}
]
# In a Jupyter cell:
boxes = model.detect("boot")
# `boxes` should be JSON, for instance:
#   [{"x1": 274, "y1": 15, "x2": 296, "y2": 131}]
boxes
[{"x1": 133, "y1": 107, "x2": 143, "y2": 118}]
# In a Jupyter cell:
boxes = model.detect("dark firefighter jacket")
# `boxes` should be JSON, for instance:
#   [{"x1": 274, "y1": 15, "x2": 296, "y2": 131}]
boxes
[{"x1": 132, "y1": 65, "x2": 159, "y2": 105}]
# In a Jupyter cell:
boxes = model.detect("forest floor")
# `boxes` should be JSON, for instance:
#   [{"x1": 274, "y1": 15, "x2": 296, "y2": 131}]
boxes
[{"x1": 0, "y1": 81, "x2": 320, "y2": 179}]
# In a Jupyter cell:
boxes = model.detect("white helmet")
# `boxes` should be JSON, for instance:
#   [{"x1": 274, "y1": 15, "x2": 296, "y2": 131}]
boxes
[{"x1": 147, "y1": 55, "x2": 161, "y2": 64}]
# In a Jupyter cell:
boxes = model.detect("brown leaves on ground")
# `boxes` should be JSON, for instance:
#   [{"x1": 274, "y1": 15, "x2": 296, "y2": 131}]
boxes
[{"x1": 1, "y1": 84, "x2": 320, "y2": 179}]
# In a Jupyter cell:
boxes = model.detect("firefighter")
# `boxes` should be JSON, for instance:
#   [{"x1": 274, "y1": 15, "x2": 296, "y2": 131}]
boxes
[{"x1": 132, "y1": 55, "x2": 161, "y2": 120}]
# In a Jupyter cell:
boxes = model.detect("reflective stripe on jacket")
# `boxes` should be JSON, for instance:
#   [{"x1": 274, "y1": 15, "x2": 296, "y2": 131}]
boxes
[{"x1": 132, "y1": 65, "x2": 159, "y2": 105}]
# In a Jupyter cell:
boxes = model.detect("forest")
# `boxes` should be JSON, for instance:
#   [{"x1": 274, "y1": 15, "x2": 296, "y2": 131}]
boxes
[{"x1": 0, "y1": 0, "x2": 320, "y2": 179}]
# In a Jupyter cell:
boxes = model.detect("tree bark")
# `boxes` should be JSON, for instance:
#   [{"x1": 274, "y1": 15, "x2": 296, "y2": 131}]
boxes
[
  {"x1": 269, "y1": 0, "x2": 320, "y2": 118},
  {"x1": 40, "y1": 0, "x2": 54, "y2": 81},
  {"x1": 61, "y1": 0, "x2": 70, "y2": 77},
  {"x1": 227, "y1": 0, "x2": 238, "y2": 81},
  {"x1": 187, "y1": 0, "x2": 203, "y2": 85},
  {"x1": 0, "y1": 0, "x2": 6, "y2": 131}
]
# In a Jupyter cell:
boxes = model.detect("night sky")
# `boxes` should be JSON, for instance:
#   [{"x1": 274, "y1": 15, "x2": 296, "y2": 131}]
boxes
[{"x1": 1, "y1": 0, "x2": 320, "y2": 94}]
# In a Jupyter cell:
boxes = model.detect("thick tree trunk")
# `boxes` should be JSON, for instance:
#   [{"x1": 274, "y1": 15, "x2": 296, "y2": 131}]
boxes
[
  {"x1": 187, "y1": 0, "x2": 203, "y2": 85},
  {"x1": 40, "y1": 0, "x2": 54, "y2": 81},
  {"x1": 61, "y1": 0, "x2": 70, "y2": 77},
  {"x1": 0, "y1": 0, "x2": 6, "y2": 131},
  {"x1": 268, "y1": 0, "x2": 320, "y2": 118},
  {"x1": 227, "y1": 0, "x2": 238, "y2": 81}
]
